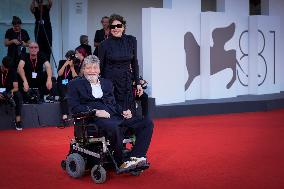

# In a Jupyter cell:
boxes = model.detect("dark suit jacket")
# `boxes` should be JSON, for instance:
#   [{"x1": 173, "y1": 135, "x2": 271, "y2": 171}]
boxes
[{"x1": 67, "y1": 77, "x2": 123, "y2": 115}]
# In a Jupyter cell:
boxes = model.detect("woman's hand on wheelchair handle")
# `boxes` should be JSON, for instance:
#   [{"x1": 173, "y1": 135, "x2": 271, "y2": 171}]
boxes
[{"x1": 95, "y1": 110, "x2": 110, "y2": 118}]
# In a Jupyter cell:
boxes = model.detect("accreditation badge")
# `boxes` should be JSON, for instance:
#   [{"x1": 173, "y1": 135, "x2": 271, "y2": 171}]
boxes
[
  {"x1": 62, "y1": 79, "x2": 69, "y2": 85},
  {"x1": 32, "y1": 72, "x2": 38, "y2": 79},
  {"x1": 0, "y1": 88, "x2": 6, "y2": 93}
]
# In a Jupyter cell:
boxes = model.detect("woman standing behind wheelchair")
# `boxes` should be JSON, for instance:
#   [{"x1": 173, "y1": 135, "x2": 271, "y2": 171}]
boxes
[
  {"x1": 98, "y1": 14, "x2": 143, "y2": 115},
  {"x1": 57, "y1": 47, "x2": 87, "y2": 124}
]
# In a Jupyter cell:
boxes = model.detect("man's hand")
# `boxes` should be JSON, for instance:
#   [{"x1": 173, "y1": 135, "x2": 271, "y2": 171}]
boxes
[
  {"x1": 12, "y1": 39, "x2": 21, "y2": 45},
  {"x1": 95, "y1": 110, "x2": 110, "y2": 118},
  {"x1": 23, "y1": 81, "x2": 29, "y2": 92},
  {"x1": 136, "y1": 85, "x2": 143, "y2": 97},
  {"x1": 122, "y1": 109, "x2": 132, "y2": 119},
  {"x1": 46, "y1": 79, "x2": 52, "y2": 90}
]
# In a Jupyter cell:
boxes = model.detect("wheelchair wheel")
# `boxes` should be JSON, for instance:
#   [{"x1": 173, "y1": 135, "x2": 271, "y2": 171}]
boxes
[
  {"x1": 66, "y1": 153, "x2": 86, "y2": 178},
  {"x1": 61, "y1": 160, "x2": 66, "y2": 171},
  {"x1": 91, "y1": 165, "x2": 107, "y2": 184}
]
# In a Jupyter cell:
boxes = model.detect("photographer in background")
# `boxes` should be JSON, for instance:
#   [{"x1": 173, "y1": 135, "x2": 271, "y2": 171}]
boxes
[
  {"x1": 30, "y1": 0, "x2": 53, "y2": 61},
  {"x1": 18, "y1": 42, "x2": 52, "y2": 103},
  {"x1": 0, "y1": 56, "x2": 23, "y2": 131},
  {"x1": 57, "y1": 48, "x2": 87, "y2": 124},
  {"x1": 4, "y1": 16, "x2": 30, "y2": 69},
  {"x1": 74, "y1": 47, "x2": 88, "y2": 75}
]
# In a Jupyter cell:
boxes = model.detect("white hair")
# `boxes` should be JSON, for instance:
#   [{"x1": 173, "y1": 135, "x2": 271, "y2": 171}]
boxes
[
  {"x1": 82, "y1": 55, "x2": 100, "y2": 68},
  {"x1": 80, "y1": 55, "x2": 100, "y2": 76}
]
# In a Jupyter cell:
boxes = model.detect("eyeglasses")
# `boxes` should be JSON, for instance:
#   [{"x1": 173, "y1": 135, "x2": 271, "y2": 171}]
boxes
[
  {"x1": 29, "y1": 46, "x2": 39, "y2": 49},
  {"x1": 110, "y1": 24, "x2": 123, "y2": 29}
]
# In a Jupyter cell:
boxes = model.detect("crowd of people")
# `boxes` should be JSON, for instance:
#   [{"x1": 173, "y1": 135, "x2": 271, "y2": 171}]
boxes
[{"x1": 1, "y1": 1, "x2": 152, "y2": 169}]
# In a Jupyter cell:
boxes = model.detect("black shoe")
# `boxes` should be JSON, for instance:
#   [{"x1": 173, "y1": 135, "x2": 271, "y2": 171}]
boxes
[
  {"x1": 57, "y1": 118, "x2": 69, "y2": 129},
  {"x1": 15, "y1": 122, "x2": 23, "y2": 131},
  {"x1": 63, "y1": 118, "x2": 69, "y2": 127},
  {"x1": 45, "y1": 95, "x2": 55, "y2": 103}
]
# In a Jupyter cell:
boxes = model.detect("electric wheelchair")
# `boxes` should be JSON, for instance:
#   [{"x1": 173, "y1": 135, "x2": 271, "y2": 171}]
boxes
[{"x1": 61, "y1": 109, "x2": 149, "y2": 184}]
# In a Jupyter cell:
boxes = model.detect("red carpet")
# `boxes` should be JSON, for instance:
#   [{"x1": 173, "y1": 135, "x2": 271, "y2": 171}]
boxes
[{"x1": 1, "y1": 109, "x2": 284, "y2": 189}]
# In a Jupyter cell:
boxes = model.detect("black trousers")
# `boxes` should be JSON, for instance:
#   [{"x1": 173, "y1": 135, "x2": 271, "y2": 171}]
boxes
[
  {"x1": 13, "y1": 91, "x2": 23, "y2": 116},
  {"x1": 35, "y1": 23, "x2": 52, "y2": 62},
  {"x1": 90, "y1": 116, "x2": 154, "y2": 165},
  {"x1": 57, "y1": 83, "x2": 69, "y2": 115},
  {"x1": 0, "y1": 91, "x2": 22, "y2": 117},
  {"x1": 136, "y1": 92, "x2": 149, "y2": 117}
]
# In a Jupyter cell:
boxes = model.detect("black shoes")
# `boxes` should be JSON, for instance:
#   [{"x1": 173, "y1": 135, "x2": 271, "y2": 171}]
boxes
[{"x1": 15, "y1": 121, "x2": 22, "y2": 131}]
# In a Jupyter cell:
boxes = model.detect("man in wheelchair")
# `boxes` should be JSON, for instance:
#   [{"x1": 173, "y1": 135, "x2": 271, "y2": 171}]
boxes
[{"x1": 67, "y1": 55, "x2": 154, "y2": 174}]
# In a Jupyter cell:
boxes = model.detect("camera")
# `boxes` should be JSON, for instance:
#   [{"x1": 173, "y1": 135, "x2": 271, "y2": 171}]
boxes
[
  {"x1": 65, "y1": 50, "x2": 80, "y2": 65},
  {"x1": 0, "y1": 91, "x2": 16, "y2": 107},
  {"x1": 25, "y1": 88, "x2": 41, "y2": 104}
]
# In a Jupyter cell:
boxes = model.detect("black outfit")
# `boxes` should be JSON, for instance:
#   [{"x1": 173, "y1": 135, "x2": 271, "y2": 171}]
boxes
[
  {"x1": 33, "y1": 5, "x2": 52, "y2": 61},
  {"x1": 19, "y1": 53, "x2": 49, "y2": 101},
  {"x1": 67, "y1": 77, "x2": 153, "y2": 165},
  {"x1": 0, "y1": 68, "x2": 22, "y2": 117},
  {"x1": 76, "y1": 44, "x2": 92, "y2": 56},
  {"x1": 99, "y1": 34, "x2": 140, "y2": 114},
  {"x1": 57, "y1": 60, "x2": 80, "y2": 116},
  {"x1": 5, "y1": 28, "x2": 30, "y2": 69},
  {"x1": 136, "y1": 92, "x2": 149, "y2": 118},
  {"x1": 93, "y1": 29, "x2": 108, "y2": 56}
]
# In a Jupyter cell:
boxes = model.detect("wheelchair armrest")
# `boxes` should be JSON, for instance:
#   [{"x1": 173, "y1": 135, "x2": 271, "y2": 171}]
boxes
[{"x1": 72, "y1": 109, "x2": 97, "y2": 120}]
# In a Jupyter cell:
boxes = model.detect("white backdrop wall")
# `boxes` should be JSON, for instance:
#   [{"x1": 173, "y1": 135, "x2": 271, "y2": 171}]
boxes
[
  {"x1": 61, "y1": 0, "x2": 88, "y2": 57},
  {"x1": 268, "y1": 0, "x2": 284, "y2": 90},
  {"x1": 248, "y1": 16, "x2": 280, "y2": 94},
  {"x1": 143, "y1": 0, "x2": 284, "y2": 105}
]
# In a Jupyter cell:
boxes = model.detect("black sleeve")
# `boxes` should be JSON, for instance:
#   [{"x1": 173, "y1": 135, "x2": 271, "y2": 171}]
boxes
[
  {"x1": 57, "y1": 60, "x2": 66, "y2": 72},
  {"x1": 39, "y1": 52, "x2": 48, "y2": 64},
  {"x1": 94, "y1": 30, "x2": 100, "y2": 43},
  {"x1": 67, "y1": 80, "x2": 91, "y2": 114},
  {"x1": 5, "y1": 29, "x2": 12, "y2": 39},
  {"x1": 130, "y1": 36, "x2": 140, "y2": 85},
  {"x1": 98, "y1": 41, "x2": 106, "y2": 76}
]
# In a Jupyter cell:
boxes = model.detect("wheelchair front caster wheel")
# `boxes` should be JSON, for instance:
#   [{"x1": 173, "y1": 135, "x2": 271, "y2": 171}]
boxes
[
  {"x1": 91, "y1": 165, "x2": 107, "y2": 184},
  {"x1": 66, "y1": 153, "x2": 86, "y2": 178},
  {"x1": 61, "y1": 160, "x2": 66, "y2": 171}
]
